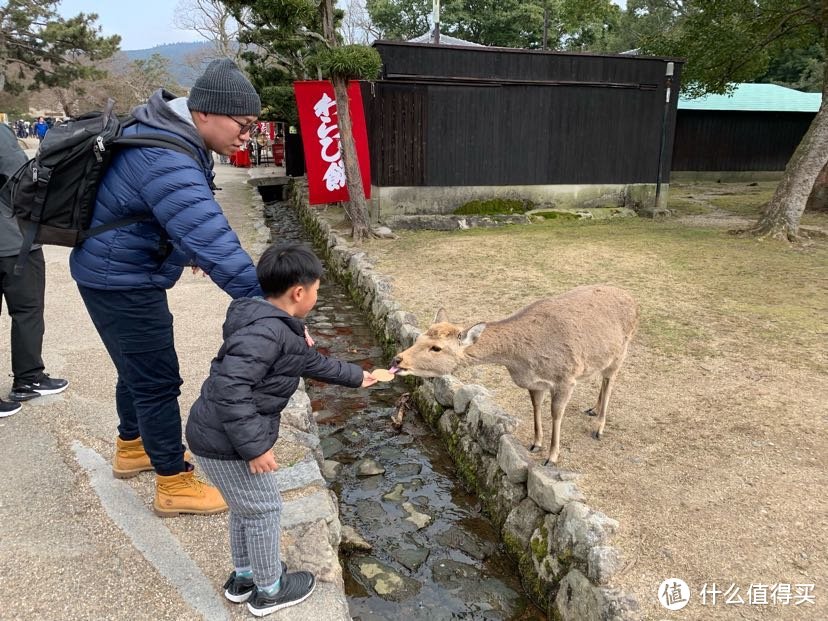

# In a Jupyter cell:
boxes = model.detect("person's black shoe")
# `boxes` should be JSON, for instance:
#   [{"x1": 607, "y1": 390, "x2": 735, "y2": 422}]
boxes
[
  {"x1": 223, "y1": 562, "x2": 287, "y2": 603},
  {"x1": 0, "y1": 399, "x2": 22, "y2": 418},
  {"x1": 246, "y1": 571, "x2": 316, "y2": 617},
  {"x1": 9, "y1": 374, "x2": 69, "y2": 402},
  {"x1": 223, "y1": 571, "x2": 255, "y2": 603}
]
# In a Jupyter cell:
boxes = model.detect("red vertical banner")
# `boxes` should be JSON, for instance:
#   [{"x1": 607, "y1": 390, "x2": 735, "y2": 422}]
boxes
[
  {"x1": 256, "y1": 121, "x2": 275, "y2": 140},
  {"x1": 293, "y1": 80, "x2": 371, "y2": 205}
]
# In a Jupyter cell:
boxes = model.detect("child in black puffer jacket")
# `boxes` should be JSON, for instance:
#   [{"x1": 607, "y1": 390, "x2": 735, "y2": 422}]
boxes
[{"x1": 186, "y1": 242, "x2": 377, "y2": 617}]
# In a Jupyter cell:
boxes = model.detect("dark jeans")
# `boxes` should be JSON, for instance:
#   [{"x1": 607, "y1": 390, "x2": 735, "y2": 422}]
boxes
[
  {"x1": 78, "y1": 285, "x2": 186, "y2": 475},
  {"x1": 0, "y1": 249, "x2": 45, "y2": 382}
]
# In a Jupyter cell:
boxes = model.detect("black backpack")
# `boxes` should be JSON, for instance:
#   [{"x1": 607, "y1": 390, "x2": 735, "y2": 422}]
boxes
[{"x1": 5, "y1": 99, "x2": 204, "y2": 274}]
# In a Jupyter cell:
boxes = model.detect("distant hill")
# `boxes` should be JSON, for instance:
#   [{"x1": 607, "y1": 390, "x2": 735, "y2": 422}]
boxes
[{"x1": 123, "y1": 41, "x2": 212, "y2": 87}]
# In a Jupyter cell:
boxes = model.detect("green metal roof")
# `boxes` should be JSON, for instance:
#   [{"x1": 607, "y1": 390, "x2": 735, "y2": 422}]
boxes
[{"x1": 678, "y1": 83, "x2": 821, "y2": 112}]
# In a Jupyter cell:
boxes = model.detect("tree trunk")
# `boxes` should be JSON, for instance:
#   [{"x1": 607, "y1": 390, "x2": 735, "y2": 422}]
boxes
[
  {"x1": 332, "y1": 75, "x2": 372, "y2": 242},
  {"x1": 320, "y1": 0, "x2": 372, "y2": 242},
  {"x1": 805, "y1": 160, "x2": 828, "y2": 212},
  {"x1": 57, "y1": 88, "x2": 75, "y2": 117},
  {"x1": 745, "y1": 1, "x2": 828, "y2": 241},
  {"x1": 745, "y1": 103, "x2": 828, "y2": 241}
]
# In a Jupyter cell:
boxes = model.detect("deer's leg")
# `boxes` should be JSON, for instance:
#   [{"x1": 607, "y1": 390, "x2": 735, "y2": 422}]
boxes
[
  {"x1": 545, "y1": 381, "x2": 575, "y2": 466},
  {"x1": 528, "y1": 389, "x2": 545, "y2": 452},
  {"x1": 592, "y1": 373, "x2": 616, "y2": 440},
  {"x1": 584, "y1": 380, "x2": 605, "y2": 417}
]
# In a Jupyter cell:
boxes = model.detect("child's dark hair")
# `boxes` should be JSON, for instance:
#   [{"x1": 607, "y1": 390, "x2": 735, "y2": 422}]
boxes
[{"x1": 256, "y1": 243, "x2": 324, "y2": 297}]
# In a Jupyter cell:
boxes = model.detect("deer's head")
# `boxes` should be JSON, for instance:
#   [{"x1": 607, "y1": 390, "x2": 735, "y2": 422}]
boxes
[{"x1": 392, "y1": 308, "x2": 487, "y2": 377}]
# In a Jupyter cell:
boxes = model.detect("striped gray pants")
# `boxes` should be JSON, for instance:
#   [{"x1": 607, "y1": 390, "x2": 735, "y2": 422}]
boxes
[{"x1": 196, "y1": 456, "x2": 283, "y2": 587}]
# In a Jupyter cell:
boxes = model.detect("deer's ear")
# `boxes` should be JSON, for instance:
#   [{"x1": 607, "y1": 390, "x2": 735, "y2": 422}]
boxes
[
  {"x1": 460, "y1": 322, "x2": 486, "y2": 346},
  {"x1": 433, "y1": 308, "x2": 450, "y2": 324}
]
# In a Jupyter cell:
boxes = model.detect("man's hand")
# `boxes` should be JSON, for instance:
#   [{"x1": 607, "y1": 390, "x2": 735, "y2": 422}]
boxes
[
  {"x1": 361, "y1": 370, "x2": 378, "y2": 388},
  {"x1": 249, "y1": 451, "x2": 279, "y2": 474}
]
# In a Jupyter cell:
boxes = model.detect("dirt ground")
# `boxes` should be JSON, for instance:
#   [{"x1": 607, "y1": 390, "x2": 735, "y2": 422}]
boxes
[{"x1": 319, "y1": 186, "x2": 827, "y2": 620}]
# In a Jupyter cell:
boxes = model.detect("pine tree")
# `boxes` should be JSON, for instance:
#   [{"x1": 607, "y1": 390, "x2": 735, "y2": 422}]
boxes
[{"x1": 0, "y1": 0, "x2": 119, "y2": 95}]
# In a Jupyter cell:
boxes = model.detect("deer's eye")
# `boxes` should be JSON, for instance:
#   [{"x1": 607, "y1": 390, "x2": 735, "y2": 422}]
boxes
[{"x1": 429, "y1": 346, "x2": 442, "y2": 352}]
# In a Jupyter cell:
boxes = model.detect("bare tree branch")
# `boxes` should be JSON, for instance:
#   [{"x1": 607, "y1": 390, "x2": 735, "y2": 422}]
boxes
[{"x1": 173, "y1": 0, "x2": 247, "y2": 60}]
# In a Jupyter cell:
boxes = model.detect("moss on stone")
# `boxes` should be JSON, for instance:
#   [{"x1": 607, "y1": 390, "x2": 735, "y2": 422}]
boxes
[
  {"x1": 502, "y1": 530, "x2": 523, "y2": 558},
  {"x1": 446, "y1": 443, "x2": 482, "y2": 494},
  {"x1": 515, "y1": 547, "x2": 558, "y2": 613},
  {"x1": 557, "y1": 549, "x2": 574, "y2": 574},
  {"x1": 378, "y1": 338, "x2": 399, "y2": 360},
  {"x1": 486, "y1": 489, "x2": 513, "y2": 531},
  {"x1": 412, "y1": 389, "x2": 443, "y2": 427},
  {"x1": 482, "y1": 494, "x2": 501, "y2": 526},
  {"x1": 531, "y1": 524, "x2": 549, "y2": 561},
  {"x1": 533, "y1": 210, "x2": 580, "y2": 220},
  {"x1": 518, "y1": 551, "x2": 542, "y2": 597},
  {"x1": 454, "y1": 198, "x2": 534, "y2": 215},
  {"x1": 548, "y1": 604, "x2": 563, "y2": 621}
]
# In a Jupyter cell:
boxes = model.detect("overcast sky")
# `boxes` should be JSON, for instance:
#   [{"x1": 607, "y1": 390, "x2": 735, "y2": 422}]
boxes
[
  {"x1": 58, "y1": 0, "x2": 628, "y2": 51},
  {"x1": 57, "y1": 0, "x2": 203, "y2": 50}
]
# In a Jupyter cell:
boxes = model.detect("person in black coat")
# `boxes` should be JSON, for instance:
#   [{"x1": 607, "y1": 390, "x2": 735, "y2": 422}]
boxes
[
  {"x1": 0, "y1": 123, "x2": 69, "y2": 417},
  {"x1": 186, "y1": 242, "x2": 378, "y2": 616}
]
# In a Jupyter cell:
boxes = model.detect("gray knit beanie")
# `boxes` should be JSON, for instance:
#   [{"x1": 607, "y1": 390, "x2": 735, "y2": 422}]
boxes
[{"x1": 187, "y1": 58, "x2": 261, "y2": 117}]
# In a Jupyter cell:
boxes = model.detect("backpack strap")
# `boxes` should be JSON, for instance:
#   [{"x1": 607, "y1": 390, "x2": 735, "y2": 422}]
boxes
[
  {"x1": 111, "y1": 134, "x2": 198, "y2": 159},
  {"x1": 13, "y1": 163, "x2": 51, "y2": 275},
  {"x1": 111, "y1": 133, "x2": 218, "y2": 192},
  {"x1": 78, "y1": 134, "x2": 216, "y2": 243},
  {"x1": 79, "y1": 213, "x2": 154, "y2": 241},
  {"x1": 14, "y1": 220, "x2": 40, "y2": 276}
]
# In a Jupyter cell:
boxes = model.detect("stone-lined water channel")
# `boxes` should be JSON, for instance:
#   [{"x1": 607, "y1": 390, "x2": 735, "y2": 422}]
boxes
[{"x1": 262, "y1": 195, "x2": 545, "y2": 621}]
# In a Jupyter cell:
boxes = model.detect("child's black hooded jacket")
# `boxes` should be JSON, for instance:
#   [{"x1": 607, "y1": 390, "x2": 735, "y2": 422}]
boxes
[{"x1": 186, "y1": 297, "x2": 363, "y2": 461}]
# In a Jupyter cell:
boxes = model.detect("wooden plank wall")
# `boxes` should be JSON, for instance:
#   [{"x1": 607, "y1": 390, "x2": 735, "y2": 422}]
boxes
[
  {"x1": 361, "y1": 81, "x2": 426, "y2": 186},
  {"x1": 671, "y1": 110, "x2": 815, "y2": 171},
  {"x1": 366, "y1": 42, "x2": 682, "y2": 187}
]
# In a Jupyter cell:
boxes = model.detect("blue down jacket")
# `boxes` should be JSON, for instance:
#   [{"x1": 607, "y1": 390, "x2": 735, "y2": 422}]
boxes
[
  {"x1": 186, "y1": 297, "x2": 365, "y2": 461},
  {"x1": 70, "y1": 89, "x2": 261, "y2": 298}
]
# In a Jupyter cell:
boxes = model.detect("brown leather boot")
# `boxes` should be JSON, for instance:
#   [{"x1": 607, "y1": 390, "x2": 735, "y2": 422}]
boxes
[
  {"x1": 112, "y1": 437, "x2": 193, "y2": 479},
  {"x1": 153, "y1": 470, "x2": 228, "y2": 518}
]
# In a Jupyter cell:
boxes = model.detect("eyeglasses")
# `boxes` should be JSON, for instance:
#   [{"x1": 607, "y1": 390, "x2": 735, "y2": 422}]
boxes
[{"x1": 226, "y1": 115, "x2": 258, "y2": 136}]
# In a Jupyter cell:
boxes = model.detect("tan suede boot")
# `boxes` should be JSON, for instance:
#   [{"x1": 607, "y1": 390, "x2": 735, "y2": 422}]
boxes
[
  {"x1": 153, "y1": 470, "x2": 228, "y2": 518},
  {"x1": 112, "y1": 437, "x2": 153, "y2": 479},
  {"x1": 113, "y1": 437, "x2": 194, "y2": 479}
]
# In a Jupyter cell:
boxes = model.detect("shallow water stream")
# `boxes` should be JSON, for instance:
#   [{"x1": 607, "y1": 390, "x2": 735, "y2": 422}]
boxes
[{"x1": 262, "y1": 196, "x2": 545, "y2": 620}]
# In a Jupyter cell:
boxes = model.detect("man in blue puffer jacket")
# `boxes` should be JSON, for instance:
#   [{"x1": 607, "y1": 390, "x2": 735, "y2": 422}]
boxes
[{"x1": 70, "y1": 59, "x2": 264, "y2": 517}]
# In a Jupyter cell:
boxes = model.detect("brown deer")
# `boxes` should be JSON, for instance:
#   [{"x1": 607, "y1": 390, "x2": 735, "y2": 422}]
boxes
[{"x1": 392, "y1": 284, "x2": 639, "y2": 465}]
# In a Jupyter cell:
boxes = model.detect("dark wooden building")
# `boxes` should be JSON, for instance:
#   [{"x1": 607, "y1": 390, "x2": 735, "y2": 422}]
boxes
[
  {"x1": 671, "y1": 83, "x2": 820, "y2": 175},
  {"x1": 360, "y1": 41, "x2": 683, "y2": 213}
]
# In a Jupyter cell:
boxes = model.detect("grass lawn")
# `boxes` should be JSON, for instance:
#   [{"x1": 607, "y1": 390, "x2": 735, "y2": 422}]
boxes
[
  {"x1": 668, "y1": 180, "x2": 828, "y2": 230},
  {"x1": 319, "y1": 188, "x2": 828, "y2": 620}
]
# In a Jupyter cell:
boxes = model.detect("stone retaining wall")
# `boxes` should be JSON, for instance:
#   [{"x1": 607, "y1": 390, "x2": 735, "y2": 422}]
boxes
[
  {"x1": 372, "y1": 183, "x2": 659, "y2": 216},
  {"x1": 287, "y1": 181, "x2": 641, "y2": 621}
]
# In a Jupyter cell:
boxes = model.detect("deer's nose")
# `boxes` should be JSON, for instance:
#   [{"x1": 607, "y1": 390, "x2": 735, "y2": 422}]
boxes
[{"x1": 392, "y1": 356, "x2": 402, "y2": 366}]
